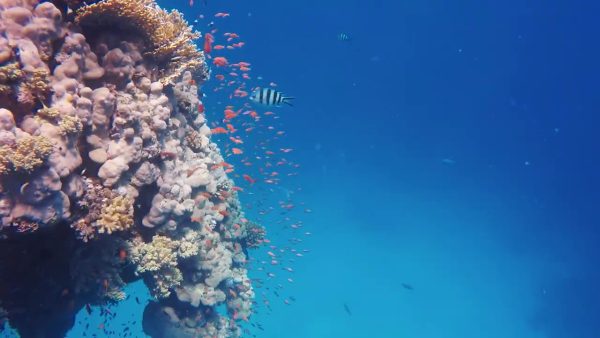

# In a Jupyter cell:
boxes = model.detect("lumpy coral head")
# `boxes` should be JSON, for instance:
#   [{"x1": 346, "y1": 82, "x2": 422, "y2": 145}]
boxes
[{"x1": 0, "y1": 1, "x2": 258, "y2": 337}]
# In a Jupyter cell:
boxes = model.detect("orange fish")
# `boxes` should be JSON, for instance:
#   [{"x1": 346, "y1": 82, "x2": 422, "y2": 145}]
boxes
[
  {"x1": 224, "y1": 109, "x2": 237, "y2": 120},
  {"x1": 212, "y1": 127, "x2": 228, "y2": 134},
  {"x1": 215, "y1": 12, "x2": 230, "y2": 18},
  {"x1": 234, "y1": 89, "x2": 248, "y2": 97},
  {"x1": 229, "y1": 136, "x2": 243, "y2": 144},
  {"x1": 232, "y1": 148, "x2": 243, "y2": 155},
  {"x1": 118, "y1": 248, "x2": 127, "y2": 262},
  {"x1": 204, "y1": 33, "x2": 214, "y2": 54},
  {"x1": 213, "y1": 57, "x2": 229, "y2": 67},
  {"x1": 215, "y1": 74, "x2": 225, "y2": 81},
  {"x1": 214, "y1": 45, "x2": 225, "y2": 50},
  {"x1": 243, "y1": 174, "x2": 255, "y2": 184}
]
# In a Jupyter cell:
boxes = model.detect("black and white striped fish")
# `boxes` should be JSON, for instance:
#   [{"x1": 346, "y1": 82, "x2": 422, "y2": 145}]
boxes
[{"x1": 250, "y1": 88, "x2": 294, "y2": 107}]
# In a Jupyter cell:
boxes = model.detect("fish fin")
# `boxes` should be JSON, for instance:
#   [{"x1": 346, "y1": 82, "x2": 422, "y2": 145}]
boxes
[{"x1": 283, "y1": 97, "x2": 295, "y2": 106}]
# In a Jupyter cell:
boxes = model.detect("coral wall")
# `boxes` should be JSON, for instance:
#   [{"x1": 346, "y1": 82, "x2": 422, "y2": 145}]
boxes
[{"x1": 0, "y1": 1, "x2": 263, "y2": 337}]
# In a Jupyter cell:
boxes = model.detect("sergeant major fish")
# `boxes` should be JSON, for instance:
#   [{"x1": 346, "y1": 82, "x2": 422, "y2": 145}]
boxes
[{"x1": 250, "y1": 88, "x2": 295, "y2": 107}]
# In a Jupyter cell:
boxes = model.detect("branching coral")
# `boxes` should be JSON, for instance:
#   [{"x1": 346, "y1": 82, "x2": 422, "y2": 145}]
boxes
[
  {"x1": 130, "y1": 235, "x2": 183, "y2": 298},
  {"x1": 96, "y1": 195, "x2": 133, "y2": 234}
]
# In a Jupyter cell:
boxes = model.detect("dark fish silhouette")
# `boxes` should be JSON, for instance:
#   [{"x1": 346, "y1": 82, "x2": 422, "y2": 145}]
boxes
[
  {"x1": 402, "y1": 283, "x2": 414, "y2": 290},
  {"x1": 343, "y1": 303, "x2": 352, "y2": 316}
]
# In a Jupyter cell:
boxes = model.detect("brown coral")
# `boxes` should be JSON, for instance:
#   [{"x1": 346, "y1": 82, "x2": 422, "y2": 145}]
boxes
[
  {"x1": 75, "y1": 0, "x2": 204, "y2": 85},
  {"x1": 244, "y1": 221, "x2": 267, "y2": 249}
]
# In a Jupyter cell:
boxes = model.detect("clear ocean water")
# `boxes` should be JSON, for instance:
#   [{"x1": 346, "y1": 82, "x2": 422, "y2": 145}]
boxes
[{"x1": 4, "y1": 0, "x2": 600, "y2": 337}]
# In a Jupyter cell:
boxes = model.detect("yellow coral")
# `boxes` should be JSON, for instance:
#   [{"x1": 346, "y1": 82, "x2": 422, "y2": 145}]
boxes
[
  {"x1": 0, "y1": 62, "x2": 24, "y2": 98},
  {"x1": 20, "y1": 68, "x2": 50, "y2": 103},
  {"x1": 6, "y1": 136, "x2": 55, "y2": 172},
  {"x1": 152, "y1": 267, "x2": 182, "y2": 298},
  {"x1": 0, "y1": 62, "x2": 49, "y2": 103},
  {"x1": 96, "y1": 195, "x2": 134, "y2": 234},
  {"x1": 0, "y1": 62, "x2": 23, "y2": 83},
  {"x1": 36, "y1": 107, "x2": 82, "y2": 136},
  {"x1": 129, "y1": 235, "x2": 184, "y2": 298},
  {"x1": 75, "y1": 0, "x2": 204, "y2": 85},
  {"x1": 0, "y1": 146, "x2": 11, "y2": 175},
  {"x1": 131, "y1": 235, "x2": 178, "y2": 272},
  {"x1": 58, "y1": 115, "x2": 83, "y2": 135},
  {"x1": 36, "y1": 106, "x2": 61, "y2": 120}
]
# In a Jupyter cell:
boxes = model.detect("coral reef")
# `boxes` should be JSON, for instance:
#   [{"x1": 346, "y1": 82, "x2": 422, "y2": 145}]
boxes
[
  {"x1": 0, "y1": 1, "x2": 260, "y2": 337},
  {"x1": 75, "y1": 0, "x2": 206, "y2": 85}
]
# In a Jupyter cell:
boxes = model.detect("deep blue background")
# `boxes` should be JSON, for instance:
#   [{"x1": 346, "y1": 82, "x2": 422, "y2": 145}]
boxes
[
  {"x1": 181, "y1": 1, "x2": 600, "y2": 337},
  {"x1": 6, "y1": 1, "x2": 600, "y2": 337}
]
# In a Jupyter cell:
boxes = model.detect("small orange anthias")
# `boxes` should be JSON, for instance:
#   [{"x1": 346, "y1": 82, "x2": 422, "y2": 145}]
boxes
[
  {"x1": 118, "y1": 248, "x2": 127, "y2": 262},
  {"x1": 203, "y1": 32, "x2": 214, "y2": 54}
]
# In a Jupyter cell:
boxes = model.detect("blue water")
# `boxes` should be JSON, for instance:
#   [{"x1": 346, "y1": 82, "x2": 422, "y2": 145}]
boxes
[{"x1": 5, "y1": 0, "x2": 600, "y2": 337}]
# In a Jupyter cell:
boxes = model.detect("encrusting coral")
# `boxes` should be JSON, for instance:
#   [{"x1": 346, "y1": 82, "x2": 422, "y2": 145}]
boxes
[{"x1": 0, "y1": 1, "x2": 260, "y2": 337}]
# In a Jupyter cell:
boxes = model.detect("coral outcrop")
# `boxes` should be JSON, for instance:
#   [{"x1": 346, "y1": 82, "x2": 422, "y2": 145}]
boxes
[{"x1": 0, "y1": 1, "x2": 259, "y2": 337}]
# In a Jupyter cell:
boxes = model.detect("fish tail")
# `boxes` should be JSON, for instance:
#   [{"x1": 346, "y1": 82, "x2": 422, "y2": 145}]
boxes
[{"x1": 283, "y1": 97, "x2": 295, "y2": 106}]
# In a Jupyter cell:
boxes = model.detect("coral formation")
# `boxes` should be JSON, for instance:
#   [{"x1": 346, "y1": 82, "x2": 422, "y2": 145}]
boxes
[
  {"x1": 0, "y1": 1, "x2": 261, "y2": 337},
  {"x1": 75, "y1": 0, "x2": 206, "y2": 85}
]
